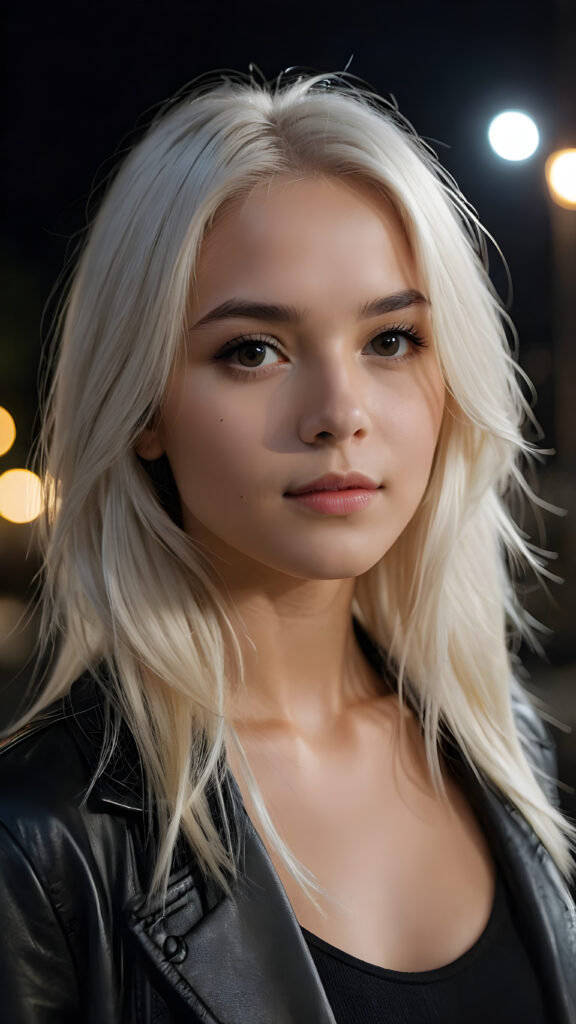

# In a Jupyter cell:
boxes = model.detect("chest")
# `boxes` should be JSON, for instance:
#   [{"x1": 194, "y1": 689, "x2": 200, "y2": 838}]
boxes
[{"x1": 227, "y1": 712, "x2": 495, "y2": 972}]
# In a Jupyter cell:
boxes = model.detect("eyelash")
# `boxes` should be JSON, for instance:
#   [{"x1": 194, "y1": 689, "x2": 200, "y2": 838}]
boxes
[{"x1": 212, "y1": 323, "x2": 428, "y2": 379}]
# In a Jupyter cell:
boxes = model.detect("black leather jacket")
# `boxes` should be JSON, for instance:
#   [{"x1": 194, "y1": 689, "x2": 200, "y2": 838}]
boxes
[{"x1": 0, "y1": 676, "x2": 575, "y2": 1024}]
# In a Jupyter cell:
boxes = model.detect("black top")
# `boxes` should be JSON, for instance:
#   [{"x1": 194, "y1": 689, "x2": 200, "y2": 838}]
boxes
[{"x1": 301, "y1": 868, "x2": 548, "y2": 1024}]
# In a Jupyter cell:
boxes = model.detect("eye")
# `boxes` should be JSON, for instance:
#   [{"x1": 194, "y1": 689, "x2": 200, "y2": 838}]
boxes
[
  {"x1": 213, "y1": 334, "x2": 286, "y2": 372},
  {"x1": 233, "y1": 340, "x2": 279, "y2": 368},
  {"x1": 364, "y1": 325, "x2": 426, "y2": 360}
]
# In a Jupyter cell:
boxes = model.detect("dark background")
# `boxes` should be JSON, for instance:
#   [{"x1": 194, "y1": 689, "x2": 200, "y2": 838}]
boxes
[{"x1": 1, "y1": 1, "x2": 575, "y2": 816}]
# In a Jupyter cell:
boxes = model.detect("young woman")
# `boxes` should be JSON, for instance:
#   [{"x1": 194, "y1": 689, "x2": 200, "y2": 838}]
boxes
[{"x1": 1, "y1": 71, "x2": 574, "y2": 1023}]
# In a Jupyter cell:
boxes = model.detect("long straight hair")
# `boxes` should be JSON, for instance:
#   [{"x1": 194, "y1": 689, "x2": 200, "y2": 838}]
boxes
[{"x1": 17, "y1": 71, "x2": 574, "y2": 904}]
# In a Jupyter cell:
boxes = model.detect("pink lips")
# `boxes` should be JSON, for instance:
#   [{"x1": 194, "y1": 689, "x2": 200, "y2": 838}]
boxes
[
  {"x1": 286, "y1": 472, "x2": 380, "y2": 496},
  {"x1": 285, "y1": 472, "x2": 381, "y2": 516}
]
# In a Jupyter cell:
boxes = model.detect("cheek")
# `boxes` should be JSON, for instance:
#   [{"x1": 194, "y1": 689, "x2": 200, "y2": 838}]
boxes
[
  {"x1": 380, "y1": 383, "x2": 444, "y2": 517},
  {"x1": 161, "y1": 389, "x2": 259, "y2": 502},
  {"x1": 379, "y1": 373, "x2": 444, "y2": 462}
]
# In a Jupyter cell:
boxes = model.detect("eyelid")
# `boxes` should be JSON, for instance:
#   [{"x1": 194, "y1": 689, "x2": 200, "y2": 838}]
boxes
[
  {"x1": 213, "y1": 332, "x2": 285, "y2": 359},
  {"x1": 365, "y1": 321, "x2": 427, "y2": 346}
]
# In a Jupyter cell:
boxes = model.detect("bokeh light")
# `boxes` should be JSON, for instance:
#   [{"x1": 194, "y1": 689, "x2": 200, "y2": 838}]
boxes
[
  {"x1": 0, "y1": 469, "x2": 44, "y2": 523},
  {"x1": 0, "y1": 407, "x2": 16, "y2": 456},
  {"x1": 488, "y1": 111, "x2": 540, "y2": 162},
  {"x1": 545, "y1": 149, "x2": 576, "y2": 209}
]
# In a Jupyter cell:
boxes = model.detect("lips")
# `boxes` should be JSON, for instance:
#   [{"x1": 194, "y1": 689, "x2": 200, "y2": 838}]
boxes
[{"x1": 286, "y1": 472, "x2": 380, "y2": 496}]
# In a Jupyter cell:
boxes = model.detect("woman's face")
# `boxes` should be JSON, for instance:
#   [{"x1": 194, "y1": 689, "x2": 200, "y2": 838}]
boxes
[{"x1": 139, "y1": 176, "x2": 445, "y2": 583}]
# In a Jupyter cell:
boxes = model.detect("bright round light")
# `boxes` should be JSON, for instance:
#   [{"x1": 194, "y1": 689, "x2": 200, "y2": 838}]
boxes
[
  {"x1": 488, "y1": 111, "x2": 539, "y2": 161},
  {"x1": 0, "y1": 407, "x2": 16, "y2": 457},
  {"x1": 0, "y1": 469, "x2": 44, "y2": 524},
  {"x1": 546, "y1": 149, "x2": 576, "y2": 208}
]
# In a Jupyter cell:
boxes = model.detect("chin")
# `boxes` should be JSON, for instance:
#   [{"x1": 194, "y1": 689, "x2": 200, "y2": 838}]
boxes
[{"x1": 278, "y1": 546, "x2": 388, "y2": 582}]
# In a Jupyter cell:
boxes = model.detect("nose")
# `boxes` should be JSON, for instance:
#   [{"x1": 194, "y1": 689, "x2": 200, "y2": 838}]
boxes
[{"x1": 297, "y1": 358, "x2": 371, "y2": 445}]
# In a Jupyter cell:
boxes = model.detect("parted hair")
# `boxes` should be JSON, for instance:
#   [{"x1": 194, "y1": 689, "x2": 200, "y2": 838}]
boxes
[{"x1": 16, "y1": 70, "x2": 574, "y2": 905}]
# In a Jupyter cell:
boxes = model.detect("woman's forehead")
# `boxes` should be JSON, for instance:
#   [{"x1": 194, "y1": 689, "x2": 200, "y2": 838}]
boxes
[
  {"x1": 192, "y1": 175, "x2": 419, "y2": 311},
  {"x1": 209, "y1": 173, "x2": 404, "y2": 236}
]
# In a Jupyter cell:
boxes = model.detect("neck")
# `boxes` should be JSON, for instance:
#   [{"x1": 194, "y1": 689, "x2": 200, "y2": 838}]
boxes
[{"x1": 222, "y1": 572, "x2": 382, "y2": 737}]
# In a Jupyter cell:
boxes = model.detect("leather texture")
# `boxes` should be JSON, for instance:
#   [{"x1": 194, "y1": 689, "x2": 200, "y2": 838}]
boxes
[{"x1": 0, "y1": 673, "x2": 575, "y2": 1024}]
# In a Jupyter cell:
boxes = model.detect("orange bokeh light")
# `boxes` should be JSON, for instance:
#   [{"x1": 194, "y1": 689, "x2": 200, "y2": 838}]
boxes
[
  {"x1": 0, "y1": 469, "x2": 44, "y2": 524},
  {"x1": 0, "y1": 407, "x2": 16, "y2": 457}
]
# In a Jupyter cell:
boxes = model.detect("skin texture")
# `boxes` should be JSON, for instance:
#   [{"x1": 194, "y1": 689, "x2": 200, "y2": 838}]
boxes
[{"x1": 138, "y1": 177, "x2": 495, "y2": 970}]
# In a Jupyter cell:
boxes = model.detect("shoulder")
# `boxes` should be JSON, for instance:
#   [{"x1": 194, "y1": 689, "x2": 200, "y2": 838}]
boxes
[
  {"x1": 0, "y1": 708, "x2": 91, "y2": 839},
  {"x1": 0, "y1": 679, "x2": 141, "y2": 912},
  {"x1": 0, "y1": 682, "x2": 143, "y2": 1018}
]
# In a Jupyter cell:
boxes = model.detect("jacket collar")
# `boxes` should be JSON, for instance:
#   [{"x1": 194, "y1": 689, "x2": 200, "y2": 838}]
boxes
[
  {"x1": 126, "y1": 777, "x2": 339, "y2": 1024},
  {"x1": 63, "y1": 677, "x2": 337, "y2": 1022},
  {"x1": 65, "y1": 673, "x2": 576, "y2": 1024}
]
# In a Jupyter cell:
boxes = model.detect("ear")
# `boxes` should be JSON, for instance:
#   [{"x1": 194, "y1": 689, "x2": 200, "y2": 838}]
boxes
[{"x1": 134, "y1": 425, "x2": 165, "y2": 461}]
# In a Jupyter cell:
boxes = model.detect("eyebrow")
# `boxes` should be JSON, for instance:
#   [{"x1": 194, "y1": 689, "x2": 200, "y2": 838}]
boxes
[{"x1": 190, "y1": 288, "x2": 429, "y2": 330}]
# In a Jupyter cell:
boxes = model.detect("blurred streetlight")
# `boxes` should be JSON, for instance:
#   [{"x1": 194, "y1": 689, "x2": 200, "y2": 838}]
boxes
[
  {"x1": 0, "y1": 469, "x2": 44, "y2": 524},
  {"x1": 488, "y1": 111, "x2": 540, "y2": 162},
  {"x1": 0, "y1": 407, "x2": 16, "y2": 457},
  {"x1": 546, "y1": 149, "x2": 576, "y2": 209}
]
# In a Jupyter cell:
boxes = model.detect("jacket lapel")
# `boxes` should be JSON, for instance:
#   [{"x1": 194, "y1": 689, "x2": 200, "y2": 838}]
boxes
[
  {"x1": 126, "y1": 785, "x2": 337, "y2": 1024},
  {"x1": 66, "y1": 680, "x2": 335, "y2": 1022}
]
